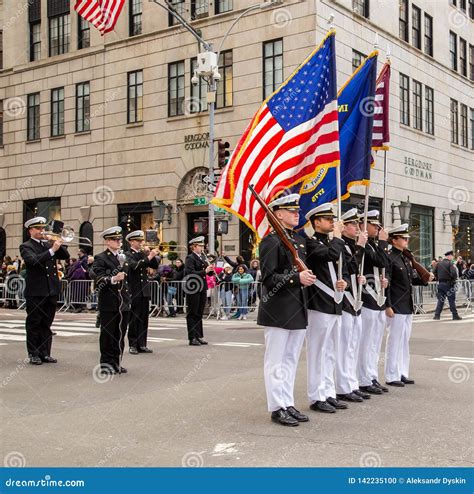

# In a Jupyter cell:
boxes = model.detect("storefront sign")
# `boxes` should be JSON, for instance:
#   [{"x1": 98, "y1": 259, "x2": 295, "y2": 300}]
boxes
[
  {"x1": 184, "y1": 133, "x2": 210, "y2": 150},
  {"x1": 404, "y1": 156, "x2": 433, "y2": 180}
]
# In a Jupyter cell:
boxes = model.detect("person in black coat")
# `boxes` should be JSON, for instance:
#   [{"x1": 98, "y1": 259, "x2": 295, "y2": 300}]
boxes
[
  {"x1": 19, "y1": 217, "x2": 70, "y2": 365},
  {"x1": 258, "y1": 194, "x2": 316, "y2": 427},
  {"x1": 384, "y1": 224, "x2": 434, "y2": 386},
  {"x1": 124, "y1": 231, "x2": 160, "y2": 354},
  {"x1": 172, "y1": 259, "x2": 185, "y2": 313},
  {"x1": 433, "y1": 250, "x2": 462, "y2": 320},
  {"x1": 93, "y1": 227, "x2": 131, "y2": 375},
  {"x1": 184, "y1": 237, "x2": 213, "y2": 346},
  {"x1": 305, "y1": 203, "x2": 349, "y2": 414}
]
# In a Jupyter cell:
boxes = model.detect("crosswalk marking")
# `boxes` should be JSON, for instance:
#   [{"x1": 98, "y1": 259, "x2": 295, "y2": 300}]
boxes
[
  {"x1": 430, "y1": 356, "x2": 474, "y2": 364},
  {"x1": 213, "y1": 342, "x2": 263, "y2": 348}
]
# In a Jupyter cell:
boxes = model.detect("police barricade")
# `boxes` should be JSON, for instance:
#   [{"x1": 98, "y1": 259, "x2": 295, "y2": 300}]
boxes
[
  {"x1": 161, "y1": 280, "x2": 186, "y2": 317},
  {"x1": 60, "y1": 280, "x2": 94, "y2": 312},
  {"x1": 1, "y1": 277, "x2": 26, "y2": 309},
  {"x1": 412, "y1": 280, "x2": 474, "y2": 315},
  {"x1": 149, "y1": 280, "x2": 163, "y2": 317},
  {"x1": 212, "y1": 281, "x2": 261, "y2": 320}
]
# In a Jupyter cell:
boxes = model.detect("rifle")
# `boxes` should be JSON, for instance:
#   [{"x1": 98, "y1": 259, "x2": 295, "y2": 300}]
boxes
[
  {"x1": 403, "y1": 249, "x2": 432, "y2": 284},
  {"x1": 248, "y1": 185, "x2": 308, "y2": 272}
]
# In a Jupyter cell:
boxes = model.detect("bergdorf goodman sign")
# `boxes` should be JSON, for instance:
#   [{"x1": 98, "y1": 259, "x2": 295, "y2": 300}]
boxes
[
  {"x1": 404, "y1": 156, "x2": 433, "y2": 180},
  {"x1": 184, "y1": 133, "x2": 209, "y2": 150}
]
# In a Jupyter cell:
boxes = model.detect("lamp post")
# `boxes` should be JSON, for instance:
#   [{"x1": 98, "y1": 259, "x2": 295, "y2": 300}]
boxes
[
  {"x1": 150, "y1": 0, "x2": 280, "y2": 254},
  {"x1": 391, "y1": 197, "x2": 412, "y2": 224},
  {"x1": 449, "y1": 205, "x2": 461, "y2": 251}
]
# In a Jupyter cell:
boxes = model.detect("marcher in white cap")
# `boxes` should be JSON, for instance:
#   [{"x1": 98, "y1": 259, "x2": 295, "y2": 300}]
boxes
[
  {"x1": 384, "y1": 224, "x2": 434, "y2": 386},
  {"x1": 305, "y1": 203, "x2": 349, "y2": 414},
  {"x1": 92, "y1": 226, "x2": 131, "y2": 375},
  {"x1": 357, "y1": 211, "x2": 390, "y2": 395},
  {"x1": 124, "y1": 230, "x2": 160, "y2": 355},
  {"x1": 19, "y1": 217, "x2": 70, "y2": 365},
  {"x1": 257, "y1": 193, "x2": 316, "y2": 426}
]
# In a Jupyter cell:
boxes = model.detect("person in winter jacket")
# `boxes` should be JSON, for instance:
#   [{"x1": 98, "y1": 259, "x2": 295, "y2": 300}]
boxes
[{"x1": 232, "y1": 265, "x2": 253, "y2": 319}]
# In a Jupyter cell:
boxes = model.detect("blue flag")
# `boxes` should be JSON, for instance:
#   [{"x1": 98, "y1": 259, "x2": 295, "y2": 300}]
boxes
[{"x1": 294, "y1": 51, "x2": 378, "y2": 228}]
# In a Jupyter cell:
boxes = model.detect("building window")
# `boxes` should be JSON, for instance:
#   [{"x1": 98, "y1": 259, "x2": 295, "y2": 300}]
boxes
[
  {"x1": 79, "y1": 221, "x2": 93, "y2": 254},
  {"x1": 30, "y1": 22, "x2": 41, "y2": 61},
  {"x1": 411, "y1": 5, "x2": 421, "y2": 49},
  {"x1": 127, "y1": 70, "x2": 143, "y2": 123},
  {"x1": 351, "y1": 49, "x2": 366, "y2": 72},
  {"x1": 424, "y1": 86, "x2": 434, "y2": 135},
  {"x1": 23, "y1": 198, "x2": 61, "y2": 242},
  {"x1": 449, "y1": 0, "x2": 457, "y2": 6},
  {"x1": 49, "y1": 13, "x2": 70, "y2": 56},
  {"x1": 449, "y1": 31, "x2": 457, "y2": 71},
  {"x1": 399, "y1": 0, "x2": 409, "y2": 42},
  {"x1": 215, "y1": 0, "x2": 232, "y2": 14},
  {"x1": 470, "y1": 108, "x2": 474, "y2": 150},
  {"x1": 168, "y1": 61, "x2": 185, "y2": 117},
  {"x1": 410, "y1": 205, "x2": 434, "y2": 269},
  {"x1": 399, "y1": 73, "x2": 410, "y2": 126},
  {"x1": 190, "y1": 58, "x2": 207, "y2": 113},
  {"x1": 78, "y1": 15, "x2": 90, "y2": 49},
  {"x1": 0, "y1": 31, "x2": 2, "y2": 70},
  {"x1": 450, "y1": 98, "x2": 459, "y2": 144},
  {"x1": 412, "y1": 80, "x2": 422, "y2": 131},
  {"x1": 129, "y1": 0, "x2": 142, "y2": 36},
  {"x1": 460, "y1": 38, "x2": 467, "y2": 77},
  {"x1": 455, "y1": 213, "x2": 473, "y2": 263},
  {"x1": 191, "y1": 0, "x2": 209, "y2": 19},
  {"x1": 424, "y1": 14, "x2": 433, "y2": 56},
  {"x1": 168, "y1": 0, "x2": 185, "y2": 26},
  {"x1": 263, "y1": 39, "x2": 283, "y2": 100},
  {"x1": 352, "y1": 0, "x2": 369, "y2": 18},
  {"x1": 76, "y1": 82, "x2": 90, "y2": 133},
  {"x1": 460, "y1": 104, "x2": 468, "y2": 147},
  {"x1": 0, "y1": 100, "x2": 3, "y2": 146},
  {"x1": 51, "y1": 88, "x2": 64, "y2": 136},
  {"x1": 216, "y1": 50, "x2": 233, "y2": 109},
  {"x1": 460, "y1": 0, "x2": 467, "y2": 11},
  {"x1": 470, "y1": 44, "x2": 474, "y2": 81},
  {"x1": 469, "y1": 0, "x2": 474, "y2": 19},
  {"x1": 27, "y1": 93, "x2": 40, "y2": 141}
]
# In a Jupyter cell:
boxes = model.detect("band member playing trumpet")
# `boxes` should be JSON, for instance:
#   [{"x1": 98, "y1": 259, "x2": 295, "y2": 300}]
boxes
[
  {"x1": 384, "y1": 224, "x2": 434, "y2": 386},
  {"x1": 20, "y1": 217, "x2": 70, "y2": 365},
  {"x1": 125, "y1": 230, "x2": 160, "y2": 355},
  {"x1": 93, "y1": 227, "x2": 131, "y2": 375},
  {"x1": 305, "y1": 203, "x2": 348, "y2": 413}
]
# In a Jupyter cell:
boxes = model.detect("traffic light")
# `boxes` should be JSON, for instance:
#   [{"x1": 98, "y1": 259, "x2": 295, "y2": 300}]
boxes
[{"x1": 217, "y1": 140, "x2": 230, "y2": 168}]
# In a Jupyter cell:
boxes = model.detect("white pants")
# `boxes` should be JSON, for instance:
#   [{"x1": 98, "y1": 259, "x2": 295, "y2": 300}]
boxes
[
  {"x1": 336, "y1": 311, "x2": 362, "y2": 394},
  {"x1": 264, "y1": 326, "x2": 306, "y2": 412},
  {"x1": 385, "y1": 314, "x2": 413, "y2": 382},
  {"x1": 358, "y1": 307, "x2": 387, "y2": 386},
  {"x1": 306, "y1": 310, "x2": 340, "y2": 403}
]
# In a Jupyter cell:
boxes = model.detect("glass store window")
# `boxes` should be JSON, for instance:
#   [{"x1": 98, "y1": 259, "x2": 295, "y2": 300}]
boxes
[
  {"x1": 455, "y1": 213, "x2": 473, "y2": 263},
  {"x1": 23, "y1": 198, "x2": 61, "y2": 241},
  {"x1": 409, "y1": 204, "x2": 434, "y2": 268}
]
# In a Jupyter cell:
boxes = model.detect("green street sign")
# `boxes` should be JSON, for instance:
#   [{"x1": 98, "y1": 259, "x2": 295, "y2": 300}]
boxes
[{"x1": 194, "y1": 197, "x2": 208, "y2": 206}]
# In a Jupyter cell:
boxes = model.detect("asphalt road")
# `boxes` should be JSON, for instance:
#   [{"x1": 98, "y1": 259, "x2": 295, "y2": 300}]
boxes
[{"x1": 0, "y1": 308, "x2": 473, "y2": 468}]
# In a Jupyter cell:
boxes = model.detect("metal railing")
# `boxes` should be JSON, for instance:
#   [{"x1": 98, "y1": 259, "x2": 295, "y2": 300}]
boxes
[{"x1": 412, "y1": 280, "x2": 473, "y2": 315}]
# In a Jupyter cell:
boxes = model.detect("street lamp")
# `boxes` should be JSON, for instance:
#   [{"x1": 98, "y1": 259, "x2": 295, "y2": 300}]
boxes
[
  {"x1": 391, "y1": 197, "x2": 412, "y2": 224},
  {"x1": 149, "y1": 0, "x2": 280, "y2": 254}
]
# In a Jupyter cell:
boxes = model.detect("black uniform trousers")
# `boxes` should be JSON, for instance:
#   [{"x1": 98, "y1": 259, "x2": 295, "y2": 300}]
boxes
[
  {"x1": 186, "y1": 290, "x2": 206, "y2": 341},
  {"x1": 435, "y1": 282, "x2": 459, "y2": 317},
  {"x1": 128, "y1": 296, "x2": 150, "y2": 348},
  {"x1": 100, "y1": 310, "x2": 130, "y2": 370},
  {"x1": 25, "y1": 296, "x2": 57, "y2": 358}
]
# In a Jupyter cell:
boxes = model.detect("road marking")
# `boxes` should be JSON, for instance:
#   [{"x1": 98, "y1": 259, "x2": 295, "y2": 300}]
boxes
[
  {"x1": 212, "y1": 342, "x2": 262, "y2": 348},
  {"x1": 147, "y1": 337, "x2": 176, "y2": 342},
  {"x1": 430, "y1": 356, "x2": 474, "y2": 364}
]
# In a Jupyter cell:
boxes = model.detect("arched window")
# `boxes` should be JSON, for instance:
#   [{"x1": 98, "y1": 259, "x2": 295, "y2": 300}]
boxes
[
  {"x1": 79, "y1": 221, "x2": 93, "y2": 254},
  {"x1": 0, "y1": 227, "x2": 6, "y2": 261}
]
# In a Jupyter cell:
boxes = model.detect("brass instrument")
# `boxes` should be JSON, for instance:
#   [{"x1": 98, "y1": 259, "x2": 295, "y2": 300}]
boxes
[{"x1": 42, "y1": 225, "x2": 92, "y2": 247}]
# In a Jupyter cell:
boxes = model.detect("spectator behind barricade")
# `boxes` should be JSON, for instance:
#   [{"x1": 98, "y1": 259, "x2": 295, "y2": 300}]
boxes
[
  {"x1": 171, "y1": 259, "x2": 185, "y2": 314},
  {"x1": 19, "y1": 263, "x2": 27, "y2": 279},
  {"x1": 248, "y1": 259, "x2": 262, "y2": 306},
  {"x1": 206, "y1": 263, "x2": 219, "y2": 308},
  {"x1": 466, "y1": 264, "x2": 474, "y2": 280},
  {"x1": 456, "y1": 256, "x2": 464, "y2": 277},
  {"x1": 4, "y1": 264, "x2": 19, "y2": 309},
  {"x1": 56, "y1": 261, "x2": 65, "y2": 280},
  {"x1": 224, "y1": 254, "x2": 248, "y2": 273},
  {"x1": 218, "y1": 263, "x2": 234, "y2": 320},
  {"x1": 232, "y1": 264, "x2": 253, "y2": 320}
]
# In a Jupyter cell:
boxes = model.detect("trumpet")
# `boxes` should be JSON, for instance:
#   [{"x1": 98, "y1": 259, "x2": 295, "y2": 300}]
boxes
[{"x1": 42, "y1": 225, "x2": 92, "y2": 247}]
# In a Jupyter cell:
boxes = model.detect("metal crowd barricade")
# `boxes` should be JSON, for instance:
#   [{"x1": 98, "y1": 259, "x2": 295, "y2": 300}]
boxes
[
  {"x1": 161, "y1": 280, "x2": 187, "y2": 316},
  {"x1": 211, "y1": 281, "x2": 261, "y2": 320},
  {"x1": 59, "y1": 280, "x2": 94, "y2": 312},
  {"x1": 149, "y1": 280, "x2": 163, "y2": 317},
  {"x1": 412, "y1": 280, "x2": 474, "y2": 315},
  {"x1": 1, "y1": 277, "x2": 26, "y2": 309}
]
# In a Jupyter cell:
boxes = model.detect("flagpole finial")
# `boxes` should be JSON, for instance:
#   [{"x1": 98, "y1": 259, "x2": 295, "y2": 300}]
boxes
[
  {"x1": 386, "y1": 43, "x2": 391, "y2": 61},
  {"x1": 327, "y1": 13, "x2": 335, "y2": 29},
  {"x1": 373, "y1": 32, "x2": 379, "y2": 50}
]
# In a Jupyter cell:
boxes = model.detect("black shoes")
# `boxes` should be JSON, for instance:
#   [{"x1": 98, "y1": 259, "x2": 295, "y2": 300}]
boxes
[
  {"x1": 271, "y1": 408, "x2": 299, "y2": 426},
  {"x1": 360, "y1": 385, "x2": 382, "y2": 395},
  {"x1": 138, "y1": 347, "x2": 153, "y2": 353},
  {"x1": 286, "y1": 406, "x2": 309, "y2": 422},
  {"x1": 310, "y1": 400, "x2": 336, "y2": 413},
  {"x1": 337, "y1": 392, "x2": 363, "y2": 402},
  {"x1": 327, "y1": 396, "x2": 348, "y2": 409},
  {"x1": 353, "y1": 389, "x2": 371, "y2": 399},
  {"x1": 372, "y1": 379, "x2": 389, "y2": 392},
  {"x1": 197, "y1": 338, "x2": 208, "y2": 345},
  {"x1": 453, "y1": 315, "x2": 462, "y2": 320},
  {"x1": 100, "y1": 365, "x2": 116, "y2": 375},
  {"x1": 41, "y1": 356, "x2": 57, "y2": 363},
  {"x1": 29, "y1": 356, "x2": 42, "y2": 365},
  {"x1": 189, "y1": 338, "x2": 201, "y2": 346},
  {"x1": 433, "y1": 315, "x2": 441, "y2": 320},
  {"x1": 129, "y1": 347, "x2": 139, "y2": 355},
  {"x1": 117, "y1": 367, "x2": 127, "y2": 374},
  {"x1": 386, "y1": 380, "x2": 404, "y2": 387},
  {"x1": 401, "y1": 375, "x2": 415, "y2": 384}
]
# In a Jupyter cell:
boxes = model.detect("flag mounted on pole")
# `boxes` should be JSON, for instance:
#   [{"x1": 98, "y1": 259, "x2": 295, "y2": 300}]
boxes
[
  {"x1": 293, "y1": 51, "x2": 379, "y2": 229},
  {"x1": 372, "y1": 61, "x2": 391, "y2": 151},
  {"x1": 212, "y1": 30, "x2": 340, "y2": 240},
  {"x1": 74, "y1": 0, "x2": 126, "y2": 35}
]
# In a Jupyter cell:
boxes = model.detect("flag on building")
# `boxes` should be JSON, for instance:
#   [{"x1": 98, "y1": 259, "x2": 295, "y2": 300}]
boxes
[
  {"x1": 294, "y1": 51, "x2": 379, "y2": 228},
  {"x1": 74, "y1": 0, "x2": 126, "y2": 35},
  {"x1": 212, "y1": 30, "x2": 340, "y2": 239}
]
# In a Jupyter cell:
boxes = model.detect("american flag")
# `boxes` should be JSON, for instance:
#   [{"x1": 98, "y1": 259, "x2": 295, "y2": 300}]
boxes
[
  {"x1": 74, "y1": 0, "x2": 126, "y2": 35},
  {"x1": 212, "y1": 31, "x2": 340, "y2": 239},
  {"x1": 372, "y1": 62, "x2": 391, "y2": 150}
]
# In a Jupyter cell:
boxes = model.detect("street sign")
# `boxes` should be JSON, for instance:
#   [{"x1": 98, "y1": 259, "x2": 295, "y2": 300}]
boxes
[{"x1": 194, "y1": 197, "x2": 208, "y2": 206}]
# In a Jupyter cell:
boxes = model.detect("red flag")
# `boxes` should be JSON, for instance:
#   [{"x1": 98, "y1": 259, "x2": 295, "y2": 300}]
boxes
[
  {"x1": 74, "y1": 0, "x2": 126, "y2": 36},
  {"x1": 372, "y1": 62, "x2": 391, "y2": 150}
]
